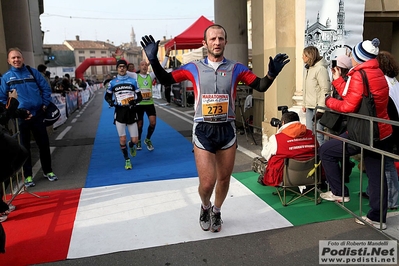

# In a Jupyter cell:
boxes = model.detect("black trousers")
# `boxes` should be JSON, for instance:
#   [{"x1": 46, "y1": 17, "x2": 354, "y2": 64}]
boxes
[
  {"x1": 319, "y1": 132, "x2": 389, "y2": 222},
  {"x1": 19, "y1": 113, "x2": 52, "y2": 176}
]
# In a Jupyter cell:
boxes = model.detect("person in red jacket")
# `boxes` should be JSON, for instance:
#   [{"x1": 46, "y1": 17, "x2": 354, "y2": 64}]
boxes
[
  {"x1": 259, "y1": 111, "x2": 317, "y2": 186},
  {"x1": 319, "y1": 38, "x2": 392, "y2": 229}
]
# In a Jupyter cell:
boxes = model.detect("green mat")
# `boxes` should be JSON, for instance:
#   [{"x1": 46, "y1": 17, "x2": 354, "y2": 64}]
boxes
[{"x1": 233, "y1": 164, "x2": 371, "y2": 226}]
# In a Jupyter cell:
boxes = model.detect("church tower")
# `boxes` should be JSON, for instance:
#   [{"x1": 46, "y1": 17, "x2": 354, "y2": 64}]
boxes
[
  {"x1": 130, "y1": 27, "x2": 137, "y2": 47},
  {"x1": 336, "y1": 0, "x2": 345, "y2": 40}
]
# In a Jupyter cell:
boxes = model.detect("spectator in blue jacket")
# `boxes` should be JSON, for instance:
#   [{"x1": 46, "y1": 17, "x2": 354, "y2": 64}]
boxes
[{"x1": 0, "y1": 47, "x2": 58, "y2": 188}]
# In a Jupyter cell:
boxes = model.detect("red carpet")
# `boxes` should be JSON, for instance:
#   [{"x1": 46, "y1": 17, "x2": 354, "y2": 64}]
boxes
[{"x1": 0, "y1": 189, "x2": 81, "y2": 266}]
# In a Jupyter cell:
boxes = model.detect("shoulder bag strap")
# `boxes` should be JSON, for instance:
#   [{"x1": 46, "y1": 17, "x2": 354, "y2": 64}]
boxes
[
  {"x1": 26, "y1": 65, "x2": 40, "y2": 88},
  {"x1": 358, "y1": 69, "x2": 371, "y2": 98}
]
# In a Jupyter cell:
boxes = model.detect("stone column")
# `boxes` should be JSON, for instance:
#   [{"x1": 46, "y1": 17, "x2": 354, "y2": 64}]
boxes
[
  {"x1": 214, "y1": 0, "x2": 248, "y2": 65},
  {"x1": 0, "y1": 4, "x2": 8, "y2": 73},
  {"x1": 214, "y1": 0, "x2": 250, "y2": 131},
  {"x1": 251, "y1": 0, "x2": 304, "y2": 139},
  {"x1": 1, "y1": 1, "x2": 35, "y2": 66}
]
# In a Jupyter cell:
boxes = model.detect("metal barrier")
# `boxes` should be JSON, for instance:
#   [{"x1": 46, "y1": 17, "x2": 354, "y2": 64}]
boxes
[
  {"x1": 180, "y1": 80, "x2": 194, "y2": 108},
  {"x1": 2, "y1": 88, "x2": 100, "y2": 205},
  {"x1": 1, "y1": 119, "x2": 46, "y2": 205},
  {"x1": 315, "y1": 105, "x2": 399, "y2": 235}
]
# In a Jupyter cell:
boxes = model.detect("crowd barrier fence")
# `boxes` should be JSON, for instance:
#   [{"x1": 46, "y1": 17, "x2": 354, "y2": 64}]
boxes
[
  {"x1": 1, "y1": 83, "x2": 101, "y2": 204},
  {"x1": 315, "y1": 105, "x2": 399, "y2": 235}
]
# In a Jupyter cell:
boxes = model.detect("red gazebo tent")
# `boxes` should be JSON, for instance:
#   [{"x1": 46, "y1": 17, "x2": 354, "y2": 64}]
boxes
[{"x1": 164, "y1": 16, "x2": 214, "y2": 51}]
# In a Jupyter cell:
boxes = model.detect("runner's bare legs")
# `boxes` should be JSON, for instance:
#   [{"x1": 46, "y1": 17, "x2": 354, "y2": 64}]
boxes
[{"x1": 194, "y1": 144, "x2": 236, "y2": 208}]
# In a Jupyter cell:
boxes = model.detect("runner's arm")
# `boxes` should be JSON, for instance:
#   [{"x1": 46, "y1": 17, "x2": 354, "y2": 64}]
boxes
[
  {"x1": 148, "y1": 59, "x2": 176, "y2": 86},
  {"x1": 249, "y1": 76, "x2": 275, "y2": 93}
]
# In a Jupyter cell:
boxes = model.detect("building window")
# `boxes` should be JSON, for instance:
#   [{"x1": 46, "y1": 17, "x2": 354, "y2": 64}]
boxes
[
  {"x1": 78, "y1": 50, "x2": 84, "y2": 54},
  {"x1": 90, "y1": 51, "x2": 95, "y2": 54},
  {"x1": 79, "y1": 56, "x2": 85, "y2": 63},
  {"x1": 101, "y1": 51, "x2": 106, "y2": 54}
]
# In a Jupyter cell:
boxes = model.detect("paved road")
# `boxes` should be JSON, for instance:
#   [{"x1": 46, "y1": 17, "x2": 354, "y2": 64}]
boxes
[{"x1": 27, "y1": 88, "x2": 392, "y2": 266}]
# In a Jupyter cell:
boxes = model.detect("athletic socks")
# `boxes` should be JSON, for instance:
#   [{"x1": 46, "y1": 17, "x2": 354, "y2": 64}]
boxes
[
  {"x1": 202, "y1": 203, "x2": 211, "y2": 210},
  {"x1": 147, "y1": 125, "x2": 155, "y2": 139},
  {"x1": 201, "y1": 204, "x2": 221, "y2": 213},
  {"x1": 120, "y1": 144, "x2": 129, "y2": 160},
  {"x1": 212, "y1": 206, "x2": 221, "y2": 213}
]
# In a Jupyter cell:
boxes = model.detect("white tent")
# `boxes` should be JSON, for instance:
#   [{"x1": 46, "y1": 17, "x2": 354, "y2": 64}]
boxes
[{"x1": 182, "y1": 46, "x2": 207, "y2": 64}]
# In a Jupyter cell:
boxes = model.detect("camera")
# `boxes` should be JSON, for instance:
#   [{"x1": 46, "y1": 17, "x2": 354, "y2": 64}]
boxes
[
  {"x1": 270, "y1": 105, "x2": 289, "y2": 127},
  {"x1": 270, "y1": 117, "x2": 282, "y2": 127},
  {"x1": 331, "y1": 59, "x2": 337, "y2": 68},
  {"x1": 278, "y1": 105, "x2": 288, "y2": 114}
]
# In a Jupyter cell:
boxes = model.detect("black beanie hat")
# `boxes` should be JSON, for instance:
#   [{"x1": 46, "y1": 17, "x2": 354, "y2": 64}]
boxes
[{"x1": 116, "y1": 59, "x2": 127, "y2": 68}]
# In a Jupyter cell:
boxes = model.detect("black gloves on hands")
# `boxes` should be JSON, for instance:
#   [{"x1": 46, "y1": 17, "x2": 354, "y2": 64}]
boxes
[
  {"x1": 15, "y1": 108, "x2": 30, "y2": 119},
  {"x1": 268, "y1": 53, "x2": 290, "y2": 78},
  {"x1": 128, "y1": 100, "x2": 137, "y2": 107},
  {"x1": 141, "y1": 35, "x2": 160, "y2": 62}
]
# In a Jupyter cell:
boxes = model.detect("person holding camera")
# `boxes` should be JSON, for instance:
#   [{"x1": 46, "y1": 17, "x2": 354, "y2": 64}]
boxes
[
  {"x1": 0, "y1": 87, "x2": 30, "y2": 223},
  {"x1": 323, "y1": 54, "x2": 355, "y2": 183},
  {"x1": 104, "y1": 59, "x2": 142, "y2": 170},
  {"x1": 320, "y1": 38, "x2": 392, "y2": 229},
  {"x1": 258, "y1": 111, "x2": 317, "y2": 186},
  {"x1": 140, "y1": 24, "x2": 290, "y2": 233},
  {"x1": 0, "y1": 47, "x2": 58, "y2": 188}
]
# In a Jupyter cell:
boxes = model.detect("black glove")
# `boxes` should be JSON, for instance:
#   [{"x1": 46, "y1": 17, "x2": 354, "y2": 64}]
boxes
[
  {"x1": 140, "y1": 35, "x2": 160, "y2": 62},
  {"x1": 108, "y1": 101, "x2": 115, "y2": 107},
  {"x1": 128, "y1": 100, "x2": 137, "y2": 107},
  {"x1": 312, "y1": 112, "x2": 323, "y2": 122},
  {"x1": 268, "y1": 53, "x2": 290, "y2": 78},
  {"x1": 15, "y1": 108, "x2": 30, "y2": 119}
]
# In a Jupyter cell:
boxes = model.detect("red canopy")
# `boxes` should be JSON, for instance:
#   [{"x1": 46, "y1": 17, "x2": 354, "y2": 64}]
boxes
[{"x1": 164, "y1": 16, "x2": 214, "y2": 50}]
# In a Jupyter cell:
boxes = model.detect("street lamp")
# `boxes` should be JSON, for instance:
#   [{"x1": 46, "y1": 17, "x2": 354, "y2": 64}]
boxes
[{"x1": 43, "y1": 30, "x2": 50, "y2": 44}]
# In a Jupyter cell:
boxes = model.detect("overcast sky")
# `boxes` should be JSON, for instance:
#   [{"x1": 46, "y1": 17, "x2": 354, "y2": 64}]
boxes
[{"x1": 40, "y1": 0, "x2": 214, "y2": 46}]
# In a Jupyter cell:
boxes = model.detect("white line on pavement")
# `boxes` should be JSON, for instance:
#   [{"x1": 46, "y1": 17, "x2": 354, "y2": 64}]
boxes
[{"x1": 56, "y1": 126, "x2": 72, "y2": 140}]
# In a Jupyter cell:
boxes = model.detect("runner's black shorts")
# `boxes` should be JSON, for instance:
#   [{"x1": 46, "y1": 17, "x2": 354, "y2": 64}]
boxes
[
  {"x1": 137, "y1": 104, "x2": 156, "y2": 120},
  {"x1": 193, "y1": 121, "x2": 236, "y2": 154}
]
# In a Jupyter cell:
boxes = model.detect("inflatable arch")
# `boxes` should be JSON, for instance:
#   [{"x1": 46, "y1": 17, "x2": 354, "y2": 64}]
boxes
[{"x1": 75, "y1": 57, "x2": 129, "y2": 80}]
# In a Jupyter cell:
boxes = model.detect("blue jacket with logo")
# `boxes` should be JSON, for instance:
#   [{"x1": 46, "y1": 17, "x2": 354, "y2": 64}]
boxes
[{"x1": 0, "y1": 65, "x2": 52, "y2": 116}]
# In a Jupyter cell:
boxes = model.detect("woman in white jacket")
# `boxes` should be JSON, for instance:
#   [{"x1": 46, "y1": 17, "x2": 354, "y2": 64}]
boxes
[
  {"x1": 376, "y1": 50, "x2": 399, "y2": 210},
  {"x1": 302, "y1": 46, "x2": 331, "y2": 145}
]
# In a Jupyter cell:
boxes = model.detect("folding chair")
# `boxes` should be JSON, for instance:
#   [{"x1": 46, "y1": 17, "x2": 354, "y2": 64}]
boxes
[{"x1": 274, "y1": 157, "x2": 322, "y2": 206}]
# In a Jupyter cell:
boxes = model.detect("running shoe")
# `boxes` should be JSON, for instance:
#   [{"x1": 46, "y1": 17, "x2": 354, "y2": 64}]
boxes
[
  {"x1": 199, "y1": 205, "x2": 211, "y2": 231},
  {"x1": 210, "y1": 209, "x2": 223, "y2": 233},
  {"x1": 3, "y1": 204, "x2": 15, "y2": 215},
  {"x1": 137, "y1": 140, "x2": 142, "y2": 150},
  {"x1": 128, "y1": 141, "x2": 137, "y2": 157},
  {"x1": 44, "y1": 172, "x2": 58, "y2": 182},
  {"x1": 144, "y1": 138, "x2": 154, "y2": 151},
  {"x1": 24, "y1": 176, "x2": 35, "y2": 188},
  {"x1": 355, "y1": 216, "x2": 387, "y2": 230},
  {"x1": 320, "y1": 191, "x2": 350, "y2": 202},
  {"x1": 0, "y1": 214, "x2": 7, "y2": 223},
  {"x1": 8, "y1": 204, "x2": 15, "y2": 212},
  {"x1": 125, "y1": 159, "x2": 132, "y2": 170}
]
